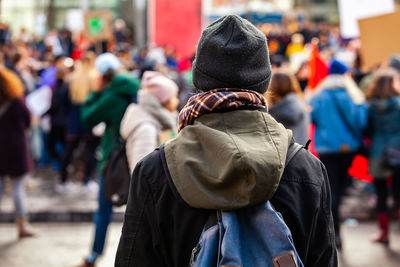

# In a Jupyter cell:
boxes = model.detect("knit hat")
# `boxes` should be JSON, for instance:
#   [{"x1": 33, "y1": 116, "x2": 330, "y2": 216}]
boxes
[
  {"x1": 192, "y1": 15, "x2": 272, "y2": 94},
  {"x1": 95, "y1": 53, "x2": 122, "y2": 74},
  {"x1": 329, "y1": 59, "x2": 348, "y2": 75},
  {"x1": 141, "y1": 71, "x2": 179, "y2": 104}
]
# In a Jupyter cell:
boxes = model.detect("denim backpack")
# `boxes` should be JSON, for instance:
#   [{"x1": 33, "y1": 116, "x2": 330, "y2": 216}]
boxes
[{"x1": 189, "y1": 142, "x2": 304, "y2": 267}]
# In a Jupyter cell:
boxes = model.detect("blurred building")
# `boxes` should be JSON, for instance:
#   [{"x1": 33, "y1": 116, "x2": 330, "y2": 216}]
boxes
[
  {"x1": 295, "y1": 0, "x2": 339, "y2": 22},
  {"x1": 0, "y1": 0, "x2": 135, "y2": 38}
]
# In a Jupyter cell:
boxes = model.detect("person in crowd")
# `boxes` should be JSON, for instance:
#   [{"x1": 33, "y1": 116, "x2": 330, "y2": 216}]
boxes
[
  {"x1": 0, "y1": 54, "x2": 37, "y2": 238},
  {"x1": 80, "y1": 53, "x2": 140, "y2": 267},
  {"x1": 0, "y1": 23, "x2": 11, "y2": 46},
  {"x1": 46, "y1": 68, "x2": 69, "y2": 170},
  {"x1": 267, "y1": 71, "x2": 310, "y2": 145},
  {"x1": 120, "y1": 71, "x2": 179, "y2": 174},
  {"x1": 58, "y1": 51, "x2": 99, "y2": 193},
  {"x1": 38, "y1": 54, "x2": 65, "y2": 89},
  {"x1": 286, "y1": 33, "x2": 304, "y2": 57},
  {"x1": 296, "y1": 61, "x2": 309, "y2": 92},
  {"x1": 115, "y1": 15, "x2": 336, "y2": 267},
  {"x1": 59, "y1": 29, "x2": 73, "y2": 57},
  {"x1": 309, "y1": 58, "x2": 368, "y2": 249},
  {"x1": 6, "y1": 49, "x2": 28, "y2": 93},
  {"x1": 366, "y1": 70, "x2": 400, "y2": 244}
]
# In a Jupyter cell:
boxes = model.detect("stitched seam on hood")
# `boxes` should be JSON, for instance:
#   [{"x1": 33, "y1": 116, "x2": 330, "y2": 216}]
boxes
[
  {"x1": 222, "y1": 113, "x2": 249, "y2": 205},
  {"x1": 261, "y1": 112, "x2": 283, "y2": 168}
]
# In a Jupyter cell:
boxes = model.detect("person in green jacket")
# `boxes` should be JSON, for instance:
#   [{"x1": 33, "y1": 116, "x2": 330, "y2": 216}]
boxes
[{"x1": 80, "y1": 53, "x2": 139, "y2": 267}]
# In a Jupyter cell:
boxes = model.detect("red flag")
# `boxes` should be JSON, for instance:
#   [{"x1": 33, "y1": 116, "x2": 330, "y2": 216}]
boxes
[
  {"x1": 308, "y1": 44, "x2": 328, "y2": 89},
  {"x1": 348, "y1": 155, "x2": 373, "y2": 183}
]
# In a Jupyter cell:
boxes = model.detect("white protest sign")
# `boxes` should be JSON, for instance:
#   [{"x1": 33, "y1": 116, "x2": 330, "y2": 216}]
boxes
[
  {"x1": 338, "y1": 0, "x2": 395, "y2": 38},
  {"x1": 66, "y1": 9, "x2": 84, "y2": 33},
  {"x1": 26, "y1": 86, "x2": 52, "y2": 117}
]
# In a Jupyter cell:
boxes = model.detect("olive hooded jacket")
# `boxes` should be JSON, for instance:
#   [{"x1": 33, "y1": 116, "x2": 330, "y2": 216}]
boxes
[{"x1": 115, "y1": 109, "x2": 337, "y2": 267}]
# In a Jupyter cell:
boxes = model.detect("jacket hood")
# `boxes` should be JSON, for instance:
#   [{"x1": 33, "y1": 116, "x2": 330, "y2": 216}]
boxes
[
  {"x1": 107, "y1": 72, "x2": 139, "y2": 97},
  {"x1": 313, "y1": 74, "x2": 365, "y2": 105},
  {"x1": 164, "y1": 109, "x2": 292, "y2": 210},
  {"x1": 269, "y1": 93, "x2": 304, "y2": 125},
  {"x1": 120, "y1": 90, "x2": 176, "y2": 140},
  {"x1": 369, "y1": 96, "x2": 400, "y2": 114}
]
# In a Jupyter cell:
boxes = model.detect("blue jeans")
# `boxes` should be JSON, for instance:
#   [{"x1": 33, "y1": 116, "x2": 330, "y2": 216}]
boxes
[
  {"x1": 0, "y1": 175, "x2": 27, "y2": 217},
  {"x1": 92, "y1": 177, "x2": 113, "y2": 255}
]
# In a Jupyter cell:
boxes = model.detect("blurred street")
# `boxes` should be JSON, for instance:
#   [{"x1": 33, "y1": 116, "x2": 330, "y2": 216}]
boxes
[
  {"x1": 1, "y1": 221, "x2": 400, "y2": 267},
  {"x1": 0, "y1": 223, "x2": 122, "y2": 267},
  {"x1": 0, "y1": 169, "x2": 125, "y2": 223}
]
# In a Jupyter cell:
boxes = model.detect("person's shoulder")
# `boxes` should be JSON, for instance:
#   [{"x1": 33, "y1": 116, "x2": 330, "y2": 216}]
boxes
[
  {"x1": 282, "y1": 146, "x2": 325, "y2": 187},
  {"x1": 114, "y1": 72, "x2": 140, "y2": 86},
  {"x1": 135, "y1": 147, "x2": 169, "y2": 186}
]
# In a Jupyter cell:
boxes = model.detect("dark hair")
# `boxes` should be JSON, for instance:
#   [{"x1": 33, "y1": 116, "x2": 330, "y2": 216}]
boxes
[
  {"x1": 366, "y1": 71, "x2": 400, "y2": 100},
  {"x1": 102, "y1": 68, "x2": 115, "y2": 85},
  {"x1": 11, "y1": 52, "x2": 22, "y2": 65},
  {"x1": 267, "y1": 72, "x2": 303, "y2": 105},
  {"x1": 56, "y1": 68, "x2": 67, "y2": 83}
]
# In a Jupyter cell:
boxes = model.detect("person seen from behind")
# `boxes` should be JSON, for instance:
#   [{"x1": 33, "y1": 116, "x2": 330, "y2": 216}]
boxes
[
  {"x1": 120, "y1": 70, "x2": 179, "y2": 174},
  {"x1": 79, "y1": 53, "x2": 140, "y2": 267},
  {"x1": 0, "y1": 54, "x2": 37, "y2": 238},
  {"x1": 46, "y1": 67, "x2": 69, "y2": 172},
  {"x1": 309, "y1": 58, "x2": 368, "y2": 249},
  {"x1": 58, "y1": 51, "x2": 100, "y2": 193},
  {"x1": 115, "y1": 15, "x2": 336, "y2": 267},
  {"x1": 366, "y1": 70, "x2": 400, "y2": 244},
  {"x1": 267, "y1": 71, "x2": 310, "y2": 145}
]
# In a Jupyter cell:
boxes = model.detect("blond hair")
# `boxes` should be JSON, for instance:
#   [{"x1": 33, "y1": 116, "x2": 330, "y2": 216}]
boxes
[{"x1": 69, "y1": 52, "x2": 98, "y2": 104}]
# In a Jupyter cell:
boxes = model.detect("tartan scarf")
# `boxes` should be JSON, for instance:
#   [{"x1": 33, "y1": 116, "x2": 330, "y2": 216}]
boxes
[{"x1": 178, "y1": 88, "x2": 268, "y2": 132}]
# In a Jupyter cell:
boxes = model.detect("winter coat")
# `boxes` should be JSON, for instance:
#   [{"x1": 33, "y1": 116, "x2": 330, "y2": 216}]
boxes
[
  {"x1": 120, "y1": 90, "x2": 176, "y2": 174},
  {"x1": 368, "y1": 96, "x2": 400, "y2": 178},
  {"x1": 66, "y1": 103, "x2": 90, "y2": 136},
  {"x1": 81, "y1": 72, "x2": 140, "y2": 175},
  {"x1": 269, "y1": 93, "x2": 310, "y2": 145},
  {"x1": 47, "y1": 81, "x2": 69, "y2": 128},
  {"x1": 0, "y1": 99, "x2": 33, "y2": 177},
  {"x1": 115, "y1": 109, "x2": 337, "y2": 267},
  {"x1": 309, "y1": 75, "x2": 368, "y2": 154}
]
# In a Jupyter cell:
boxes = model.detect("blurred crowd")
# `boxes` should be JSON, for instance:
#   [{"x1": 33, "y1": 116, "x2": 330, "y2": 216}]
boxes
[{"x1": 0, "y1": 17, "x2": 400, "y2": 265}]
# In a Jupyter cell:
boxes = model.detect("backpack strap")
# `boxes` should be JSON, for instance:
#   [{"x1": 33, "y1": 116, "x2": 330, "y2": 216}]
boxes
[{"x1": 285, "y1": 141, "x2": 303, "y2": 167}]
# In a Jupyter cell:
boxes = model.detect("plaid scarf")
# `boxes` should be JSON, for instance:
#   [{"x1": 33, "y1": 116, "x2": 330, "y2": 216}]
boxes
[{"x1": 178, "y1": 88, "x2": 268, "y2": 132}]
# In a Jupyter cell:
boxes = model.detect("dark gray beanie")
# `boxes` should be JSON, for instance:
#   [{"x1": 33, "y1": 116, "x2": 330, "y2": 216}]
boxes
[{"x1": 192, "y1": 15, "x2": 272, "y2": 94}]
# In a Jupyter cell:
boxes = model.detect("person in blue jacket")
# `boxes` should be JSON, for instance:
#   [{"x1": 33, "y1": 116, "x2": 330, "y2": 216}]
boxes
[
  {"x1": 366, "y1": 70, "x2": 400, "y2": 244},
  {"x1": 309, "y1": 59, "x2": 368, "y2": 249}
]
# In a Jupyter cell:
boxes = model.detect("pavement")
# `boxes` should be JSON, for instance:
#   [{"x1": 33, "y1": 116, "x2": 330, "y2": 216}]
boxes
[
  {"x1": 1, "y1": 221, "x2": 400, "y2": 267},
  {"x1": 0, "y1": 168, "x2": 125, "y2": 223},
  {"x1": 0, "y1": 223, "x2": 122, "y2": 267},
  {"x1": 338, "y1": 221, "x2": 400, "y2": 267}
]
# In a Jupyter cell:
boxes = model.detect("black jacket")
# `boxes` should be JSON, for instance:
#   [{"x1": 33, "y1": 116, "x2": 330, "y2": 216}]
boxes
[{"x1": 115, "y1": 144, "x2": 337, "y2": 267}]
